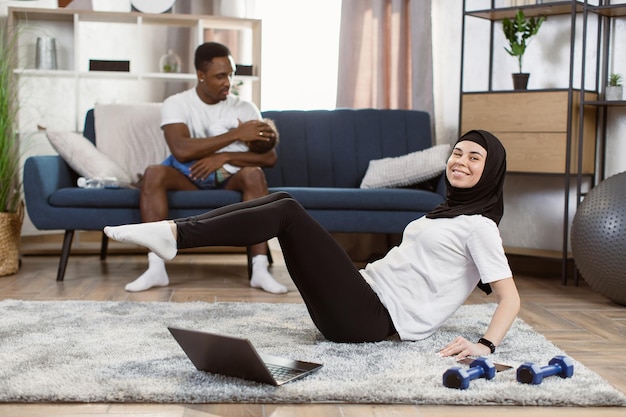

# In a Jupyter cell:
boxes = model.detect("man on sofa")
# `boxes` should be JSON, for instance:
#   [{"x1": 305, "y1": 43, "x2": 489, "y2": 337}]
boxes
[{"x1": 126, "y1": 41, "x2": 287, "y2": 294}]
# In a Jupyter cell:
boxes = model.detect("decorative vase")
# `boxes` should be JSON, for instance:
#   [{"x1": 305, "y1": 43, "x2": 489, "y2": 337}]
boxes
[
  {"x1": 605, "y1": 85, "x2": 623, "y2": 101},
  {"x1": 159, "y1": 50, "x2": 182, "y2": 73},
  {"x1": 512, "y1": 73, "x2": 530, "y2": 90},
  {"x1": 35, "y1": 37, "x2": 57, "y2": 70},
  {"x1": 0, "y1": 203, "x2": 24, "y2": 277}
]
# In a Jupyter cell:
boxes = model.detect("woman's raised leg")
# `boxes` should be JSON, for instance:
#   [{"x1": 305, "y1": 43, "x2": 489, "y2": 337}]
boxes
[{"x1": 174, "y1": 193, "x2": 396, "y2": 343}]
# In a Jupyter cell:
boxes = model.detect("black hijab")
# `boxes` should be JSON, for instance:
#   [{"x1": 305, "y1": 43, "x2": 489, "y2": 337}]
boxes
[{"x1": 426, "y1": 130, "x2": 507, "y2": 294}]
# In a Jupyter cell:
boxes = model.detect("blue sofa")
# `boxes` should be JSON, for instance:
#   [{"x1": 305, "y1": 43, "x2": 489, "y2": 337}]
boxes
[{"x1": 23, "y1": 108, "x2": 446, "y2": 281}]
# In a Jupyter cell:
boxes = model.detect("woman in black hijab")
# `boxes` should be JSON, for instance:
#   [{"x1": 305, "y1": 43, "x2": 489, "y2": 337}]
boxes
[
  {"x1": 427, "y1": 130, "x2": 506, "y2": 225},
  {"x1": 104, "y1": 130, "x2": 520, "y2": 358}
]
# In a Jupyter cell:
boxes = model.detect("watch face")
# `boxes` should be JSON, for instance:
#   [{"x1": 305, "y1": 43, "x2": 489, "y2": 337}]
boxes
[{"x1": 131, "y1": 0, "x2": 176, "y2": 14}]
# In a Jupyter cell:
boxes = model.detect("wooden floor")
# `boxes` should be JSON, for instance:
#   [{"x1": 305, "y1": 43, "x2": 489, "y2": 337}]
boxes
[{"x1": 1, "y1": 239, "x2": 625, "y2": 417}]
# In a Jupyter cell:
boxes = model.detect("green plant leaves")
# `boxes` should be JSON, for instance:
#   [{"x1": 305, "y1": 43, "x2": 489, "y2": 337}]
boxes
[
  {"x1": 502, "y1": 10, "x2": 545, "y2": 73},
  {"x1": 0, "y1": 19, "x2": 22, "y2": 213},
  {"x1": 609, "y1": 73, "x2": 623, "y2": 87}
]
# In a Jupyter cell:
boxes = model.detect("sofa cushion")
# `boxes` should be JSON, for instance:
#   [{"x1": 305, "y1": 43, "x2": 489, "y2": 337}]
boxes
[
  {"x1": 49, "y1": 188, "x2": 139, "y2": 207},
  {"x1": 46, "y1": 131, "x2": 132, "y2": 183},
  {"x1": 94, "y1": 103, "x2": 169, "y2": 182},
  {"x1": 360, "y1": 144, "x2": 451, "y2": 189},
  {"x1": 48, "y1": 188, "x2": 242, "y2": 209}
]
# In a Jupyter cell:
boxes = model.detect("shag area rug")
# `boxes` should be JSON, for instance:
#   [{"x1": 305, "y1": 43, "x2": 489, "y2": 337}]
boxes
[{"x1": 0, "y1": 299, "x2": 624, "y2": 406}]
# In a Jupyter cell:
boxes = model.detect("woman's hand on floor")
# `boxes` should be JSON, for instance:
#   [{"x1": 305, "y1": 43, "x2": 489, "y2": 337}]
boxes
[{"x1": 438, "y1": 336, "x2": 491, "y2": 359}]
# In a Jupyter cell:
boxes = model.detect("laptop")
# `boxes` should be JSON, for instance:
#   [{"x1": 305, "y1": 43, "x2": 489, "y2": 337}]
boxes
[{"x1": 168, "y1": 326, "x2": 323, "y2": 386}]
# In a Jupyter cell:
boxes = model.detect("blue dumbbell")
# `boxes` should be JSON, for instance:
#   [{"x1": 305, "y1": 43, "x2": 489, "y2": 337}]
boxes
[
  {"x1": 443, "y1": 357, "x2": 496, "y2": 390},
  {"x1": 516, "y1": 355, "x2": 574, "y2": 385}
]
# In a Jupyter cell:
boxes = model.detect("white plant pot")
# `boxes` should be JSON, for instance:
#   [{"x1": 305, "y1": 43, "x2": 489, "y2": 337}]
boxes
[{"x1": 605, "y1": 85, "x2": 623, "y2": 101}]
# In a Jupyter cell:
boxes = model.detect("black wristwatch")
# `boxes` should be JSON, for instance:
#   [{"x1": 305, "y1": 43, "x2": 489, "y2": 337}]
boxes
[{"x1": 477, "y1": 337, "x2": 496, "y2": 353}]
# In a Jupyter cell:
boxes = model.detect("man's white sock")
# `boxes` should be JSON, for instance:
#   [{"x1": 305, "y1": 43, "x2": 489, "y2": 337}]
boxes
[
  {"x1": 125, "y1": 252, "x2": 169, "y2": 292},
  {"x1": 250, "y1": 255, "x2": 287, "y2": 294},
  {"x1": 104, "y1": 221, "x2": 177, "y2": 260}
]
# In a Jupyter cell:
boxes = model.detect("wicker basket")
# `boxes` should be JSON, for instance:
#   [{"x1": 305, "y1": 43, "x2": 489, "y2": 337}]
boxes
[{"x1": 0, "y1": 202, "x2": 24, "y2": 277}]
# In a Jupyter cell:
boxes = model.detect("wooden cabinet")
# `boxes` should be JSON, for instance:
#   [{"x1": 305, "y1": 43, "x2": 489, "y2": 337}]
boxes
[
  {"x1": 461, "y1": 90, "x2": 597, "y2": 174},
  {"x1": 8, "y1": 6, "x2": 262, "y2": 132}
]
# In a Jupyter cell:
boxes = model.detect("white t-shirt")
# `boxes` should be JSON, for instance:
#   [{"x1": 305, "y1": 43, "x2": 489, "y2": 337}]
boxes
[
  {"x1": 160, "y1": 88, "x2": 262, "y2": 174},
  {"x1": 360, "y1": 215, "x2": 512, "y2": 341}
]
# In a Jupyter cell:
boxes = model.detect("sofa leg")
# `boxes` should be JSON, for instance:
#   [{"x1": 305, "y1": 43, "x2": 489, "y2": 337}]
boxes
[
  {"x1": 100, "y1": 232, "x2": 108, "y2": 260},
  {"x1": 246, "y1": 244, "x2": 274, "y2": 280},
  {"x1": 57, "y1": 230, "x2": 75, "y2": 282}
]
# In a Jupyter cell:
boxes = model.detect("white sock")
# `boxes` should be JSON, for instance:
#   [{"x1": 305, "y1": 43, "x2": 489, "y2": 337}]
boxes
[
  {"x1": 125, "y1": 252, "x2": 170, "y2": 292},
  {"x1": 104, "y1": 221, "x2": 177, "y2": 260},
  {"x1": 250, "y1": 255, "x2": 287, "y2": 294}
]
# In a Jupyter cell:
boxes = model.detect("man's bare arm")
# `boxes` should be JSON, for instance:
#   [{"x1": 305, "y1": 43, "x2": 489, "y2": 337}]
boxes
[
  {"x1": 163, "y1": 120, "x2": 276, "y2": 162},
  {"x1": 188, "y1": 149, "x2": 277, "y2": 181},
  {"x1": 221, "y1": 149, "x2": 278, "y2": 168}
]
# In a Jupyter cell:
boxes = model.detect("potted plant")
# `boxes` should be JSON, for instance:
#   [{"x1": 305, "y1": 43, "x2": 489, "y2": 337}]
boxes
[
  {"x1": 0, "y1": 19, "x2": 24, "y2": 276},
  {"x1": 606, "y1": 73, "x2": 623, "y2": 101},
  {"x1": 503, "y1": 10, "x2": 545, "y2": 90}
]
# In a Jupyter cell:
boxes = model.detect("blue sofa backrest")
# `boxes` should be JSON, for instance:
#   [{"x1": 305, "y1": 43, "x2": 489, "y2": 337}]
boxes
[
  {"x1": 261, "y1": 109, "x2": 433, "y2": 188},
  {"x1": 83, "y1": 108, "x2": 433, "y2": 189},
  {"x1": 84, "y1": 109, "x2": 96, "y2": 144}
]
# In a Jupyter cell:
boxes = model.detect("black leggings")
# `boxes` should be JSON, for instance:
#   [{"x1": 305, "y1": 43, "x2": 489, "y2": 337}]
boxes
[{"x1": 174, "y1": 192, "x2": 396, "y2": 343}]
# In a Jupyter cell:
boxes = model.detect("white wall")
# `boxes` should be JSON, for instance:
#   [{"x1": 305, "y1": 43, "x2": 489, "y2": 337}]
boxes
[
  {"x1": 208, "y1": 0, "x2": 341, "y2": 110},
  {"x1": 256, "y1": 0, "x2": 341, "y2": 110},
  {"x1": 432, "y1": 0, "x2": 626, "y2": 252},
  {"x1": 604, "y1": 16, "x2": 626, "y2": 178}
]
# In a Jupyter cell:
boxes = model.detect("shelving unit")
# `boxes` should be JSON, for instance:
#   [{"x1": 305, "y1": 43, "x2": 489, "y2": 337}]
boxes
[
  {"x1": 459, "y1": 1, "x2": 600, "y2": 284},
  {"x1": 8, "y1": 6, "x2": 262, "y2": 133},
  {"x1": 579, "y1": 1, "x2": 626, "y2": 183}
]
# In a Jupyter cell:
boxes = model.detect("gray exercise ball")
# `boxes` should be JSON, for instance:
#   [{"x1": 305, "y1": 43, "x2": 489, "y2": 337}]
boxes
[{"x1": 571, "y1": 171, "x2": 626, "y2": 306}]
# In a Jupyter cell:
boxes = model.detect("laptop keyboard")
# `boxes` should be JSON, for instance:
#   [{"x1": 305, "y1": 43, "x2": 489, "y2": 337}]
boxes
[{"x1": 265, "y1": 363, "x2": 303, "y2": 381}]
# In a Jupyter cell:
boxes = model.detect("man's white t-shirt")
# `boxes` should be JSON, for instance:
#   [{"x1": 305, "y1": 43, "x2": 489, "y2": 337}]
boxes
[
  {"x1": 160, "y1": 88, "x2": 262, "y2": 174},
  {"x1": 360, "y1": 215, "x2": 512, "y2": 341}
]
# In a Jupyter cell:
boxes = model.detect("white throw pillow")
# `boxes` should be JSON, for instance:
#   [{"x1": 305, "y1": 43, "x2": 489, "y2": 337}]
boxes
[
  {"x1": 46, "y1": 131, "x2": 132, "y2": 183},
  {"x1": 360, "y1": 144, "x2": 451, "y2": 189},
  {"x1": 94, "y1": 103, "x2": 170, "y2": 183}
]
